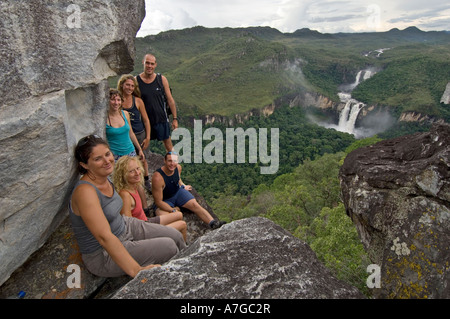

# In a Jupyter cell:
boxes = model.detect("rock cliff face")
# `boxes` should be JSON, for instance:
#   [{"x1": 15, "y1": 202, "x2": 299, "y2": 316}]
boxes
[
  {"x1": 201, "y1": 90, "x2": 338, "y2": 126},
  {"x1": 0, "y1": 0, "x2": 145, "y2": 286},
  {"x1": 113, "y1": 217, "x2": 365, "y2": 299},
  {"x1": 340, "y1": 123, "x2": 450, "y2": 298}
]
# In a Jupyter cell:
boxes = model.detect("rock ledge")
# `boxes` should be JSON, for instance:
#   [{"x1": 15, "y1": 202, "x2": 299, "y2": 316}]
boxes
[{"x1": 113, "y1": 217, "x2": 365, "y2": 299}]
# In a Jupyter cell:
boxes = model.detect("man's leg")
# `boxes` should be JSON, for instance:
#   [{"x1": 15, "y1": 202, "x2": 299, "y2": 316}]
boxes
[
  {"x1": 171, "y1": 188, "x2": 226, "y2": 229},
  {"x1": 162, "y1": 137, "x2": 173, "y2": 152},
  {"x1": 154, "y1": 121, "x2": 173, "y2": 152},
  {"x1": 182, "y1": 198, "x2": 214, "y2": 224}
]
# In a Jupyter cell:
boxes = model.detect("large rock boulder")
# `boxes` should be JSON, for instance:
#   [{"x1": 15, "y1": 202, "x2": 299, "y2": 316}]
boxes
[
  {"x1": 0, "y1": 0, "x2": 146, "y2": 286},
  {"x1": 339, "y1": 123, "x2": 450, "y2": 298},
  {"x1": 112, "y1": 217, "x2": 365, "y2": 299}
]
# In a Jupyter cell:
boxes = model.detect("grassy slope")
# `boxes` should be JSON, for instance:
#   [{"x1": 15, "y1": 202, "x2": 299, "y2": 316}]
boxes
[{"x1": 127, "y1": 26, "x2": 450, "y2": 121}]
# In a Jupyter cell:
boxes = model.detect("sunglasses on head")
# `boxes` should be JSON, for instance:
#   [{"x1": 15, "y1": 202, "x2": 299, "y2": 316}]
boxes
[
  {"x1": 77, "y1": 134, "x2": 100, "y2": 146},
  {"x1": 76, "y1": 135, "x2": 101, "y2": 162}
]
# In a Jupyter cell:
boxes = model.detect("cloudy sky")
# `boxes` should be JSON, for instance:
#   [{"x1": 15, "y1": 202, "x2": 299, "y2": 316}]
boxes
[{"x1": 136, "y1": 0, "x2": 450, "y2": 37}]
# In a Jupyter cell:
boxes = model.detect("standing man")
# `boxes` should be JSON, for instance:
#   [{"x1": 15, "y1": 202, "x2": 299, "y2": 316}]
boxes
[
  {"x1": 152, "y1": 151, "x2": 226, "y2": 230},
  {"x1": 136, "y1": 53, "x2": 178, "y2": 152}
]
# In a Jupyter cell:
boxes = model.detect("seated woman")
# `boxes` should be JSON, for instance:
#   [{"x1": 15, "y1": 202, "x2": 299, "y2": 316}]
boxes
[
  {"x1": 69, "y1": 135, "x2": 185, "y2": 278},
  {"x1": 113, "y1": 155, "x2": 187, "y2": 242}
]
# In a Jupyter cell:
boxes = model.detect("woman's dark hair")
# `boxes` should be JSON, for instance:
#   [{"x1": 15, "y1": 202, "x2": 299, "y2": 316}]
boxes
[
  {"x1": 109, "y1": 88, "x2": 123, "y2": 101},
  {"x1": 74, "y1": 135, "x2": 109, "y2": 174}
]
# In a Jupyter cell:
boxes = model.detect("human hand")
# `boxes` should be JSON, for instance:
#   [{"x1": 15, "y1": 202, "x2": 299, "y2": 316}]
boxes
[
  {"x1": 172, "y1": 118, "x2": 178, "y2": 130},
  {"x1": 141, "y1": 264, "x2": 161, "y2": 272},
  {"x1": 141, "y1": 138, "x2": 150, "y2": 150},
  {"x1": 138, "y1": 149, "x2": 145, "y2": 161}
]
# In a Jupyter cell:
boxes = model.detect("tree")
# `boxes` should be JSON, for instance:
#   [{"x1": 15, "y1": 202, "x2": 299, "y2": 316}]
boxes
[{"x1": 298, "y1": 203, "x2": 371, "y2": 296}]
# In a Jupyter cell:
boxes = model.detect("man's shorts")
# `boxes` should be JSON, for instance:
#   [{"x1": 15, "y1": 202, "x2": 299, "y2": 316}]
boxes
[
  {"x1": 151, "y1": 122, "x2": 170, "y2": 141},
  {"x1": 164, "y1": 188, "x2": 195, "y2": 208}
]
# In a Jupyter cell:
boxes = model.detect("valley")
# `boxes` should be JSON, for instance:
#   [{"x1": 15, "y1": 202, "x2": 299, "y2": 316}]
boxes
[
  {"x1": 127, "y1": 25, "x2": 450, "y2": 130},
  {"x1": 123, "y1": 26, "x2": 449, "y2": 296}
]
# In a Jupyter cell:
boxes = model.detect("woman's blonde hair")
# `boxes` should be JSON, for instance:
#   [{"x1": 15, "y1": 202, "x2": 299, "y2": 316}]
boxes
[
  {"x1": 112, "y1": 156, "x2": 144, "y2": 192},
  {"x1": 117, "y1": 74, "x2": 142, "y2": 98}
]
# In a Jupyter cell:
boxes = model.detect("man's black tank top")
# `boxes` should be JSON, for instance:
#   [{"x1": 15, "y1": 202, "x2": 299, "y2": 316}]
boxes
[
  {"x1": 123, "y1": 96, "x2": 145, "y2": 134},
  {"x1": 156, "y1": 167, "x2": 180, "y2": 200},
  {"x1": 136, "y1": 75, "x2": 168, "y2": 126}
]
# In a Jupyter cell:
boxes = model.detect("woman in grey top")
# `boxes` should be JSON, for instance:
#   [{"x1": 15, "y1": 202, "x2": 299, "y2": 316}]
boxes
[{"x1": 69, "y1": 135, "x2": 185, "y2": 278}]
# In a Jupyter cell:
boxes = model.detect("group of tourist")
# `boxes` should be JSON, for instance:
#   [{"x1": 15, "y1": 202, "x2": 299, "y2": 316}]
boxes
[{"x1": 69, "y1": 54, "x2": 225, "y2": 278}]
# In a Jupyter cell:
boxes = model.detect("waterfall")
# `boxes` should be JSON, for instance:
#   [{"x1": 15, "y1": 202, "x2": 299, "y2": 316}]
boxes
[
  {"x1": 348, "y1": 70, "x2": 372, "y2": 91},
  {"x1": 334, "y1": 69, "x2": 376, "y2": 136},
  {"x1": 363, "y1": 70, "x2": 372, "y2": 81},
  {"x1": 349, "y1": 71, "x2": 363, "y2": 90},
  {"x1": 314, "y1": 68, "x2": 380, "y2": 139},
  {"x1": 337, "y1": 99, "x2": 364, "y2": 135}
]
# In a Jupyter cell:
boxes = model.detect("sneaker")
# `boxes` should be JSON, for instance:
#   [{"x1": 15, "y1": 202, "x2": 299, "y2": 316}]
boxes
[{"x1": 210, "y1": 220, "x2": 226, "y2": 229}]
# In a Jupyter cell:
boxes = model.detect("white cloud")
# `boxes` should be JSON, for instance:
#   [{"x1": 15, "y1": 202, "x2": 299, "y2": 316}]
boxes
[
  {"x1": 137, "y1": 1, "x2": 197, "y2": 36},
  {"x1": 137, "y1": 0, "x2": 450, "y2": 37}
]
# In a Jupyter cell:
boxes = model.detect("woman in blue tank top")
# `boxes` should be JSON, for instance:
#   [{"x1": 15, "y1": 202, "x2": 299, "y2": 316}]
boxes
[
  {"x1": 106, "y1": 89, "x2": 143, "y2": 160},
  {"x1": 69, "y1": 135, "x2": 186, "y2": 278}
]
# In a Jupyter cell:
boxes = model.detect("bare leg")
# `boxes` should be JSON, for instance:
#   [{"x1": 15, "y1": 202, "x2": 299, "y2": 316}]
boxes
[
  {"x1": 165, "y1": 220, "x2": 187, "y2": 242},
  {"x1": 182, "y1": 199, "x2": 214, "y2": 225},
  {"x1": 162, "y1": 138, "x2": 173, "y2": 152},
  {"x1": 156, "y1": 210, "x2": 187, "y2": 241}
]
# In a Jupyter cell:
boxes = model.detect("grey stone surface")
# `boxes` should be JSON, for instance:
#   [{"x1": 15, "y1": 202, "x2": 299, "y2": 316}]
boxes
[
  {"x1": 0, "y1": 0, "x2": 145, "y2": 286},
  {"x1": 112, "y1": 217, "x2": 365, "y2": 299},
  {"x1": 340, "y1": 123, "x2": 450, "y2": 298}
]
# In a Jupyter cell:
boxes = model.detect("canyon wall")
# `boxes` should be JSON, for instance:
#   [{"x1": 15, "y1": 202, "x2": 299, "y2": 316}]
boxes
[{"x1": 0, "y1": 0, "x2": 145, "y2": 286}]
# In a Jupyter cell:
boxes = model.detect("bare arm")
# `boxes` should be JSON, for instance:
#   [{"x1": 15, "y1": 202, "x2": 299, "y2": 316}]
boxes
[
  {"x1": 118, "y1": 190, "x2": 134, "y2": 218},
  {"x1": 162, "y1": 75, "x2": 178, "y2": 129},
  {"x1": 135, "y1": 97, "x2": 151, "y2": 150},
  {"x1": 124, "y1": 111, "x2": 144, "y2": 160},
  {"x1": 177, "y1": 164, "x2": 192, "y2": 191}
]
